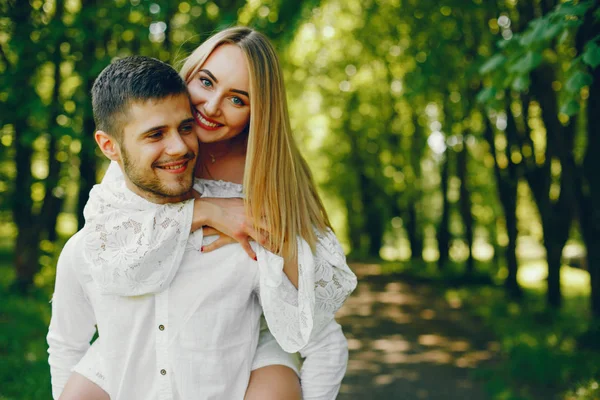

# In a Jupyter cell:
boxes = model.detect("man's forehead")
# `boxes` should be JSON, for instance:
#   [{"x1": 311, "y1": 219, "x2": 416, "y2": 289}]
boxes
[{"x1": 122, "y1": 94, "x2": 193, "y2": 135}]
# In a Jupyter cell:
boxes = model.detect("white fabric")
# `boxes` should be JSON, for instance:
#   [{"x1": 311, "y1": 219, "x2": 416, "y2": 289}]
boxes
[
  {"x1": 48, "y1": 161, "x2": 357, "y2": 400},
  {"x1": 49, "y1": 228, "x2": 263, "y2": 400},
  {"x1": 84, "y1": 162, "x2": 357, "y2": 353}
]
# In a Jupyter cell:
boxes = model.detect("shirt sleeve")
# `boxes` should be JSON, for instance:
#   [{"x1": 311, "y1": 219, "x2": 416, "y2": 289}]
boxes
[
  {"x1": 298, "y1": 321, "x2": 349, "y2": 400},
  {"x1": 47, "y1": 237, "x2": 98, "y2": 399},
  {"x1": 256, "y1": 228, "x2": 357, "y2": 353},
  {"x1": 82, "y1": 161, "x2": 194, "y2": 296}
]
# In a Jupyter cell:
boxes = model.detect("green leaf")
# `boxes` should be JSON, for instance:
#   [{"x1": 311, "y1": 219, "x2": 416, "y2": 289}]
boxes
[
  {"x1": 554, "y1": 1, "x2": 592, "y2": 17},
  {"x1": 583, "y1": 42, "x2": 600, "y2": 69},
  {"x1": 508, "y1": 51, "x2": 543, "y2": 74},
  {"x1": 511, "y1": 75, "x2": 530, "y2": 92},
  {"x1": 476, "y1": 87, "x2": 497, "y2": 104},
  {"x1": 565, "y1": 71, "x2": 593, "y2": 93},
  {"x1": 542, "y1": 22, "x2": 565, "y2": 41},
  {"x1": 558, "y1": 30, "x2": 570, "y2": 44},
  {"x1": 560, "y1": 99, "x2": 580, "y2": 116},
  {"x1": 479, "y1": 54, "x2": 506, "y2": 75},
  {"x1": 520, "y1": 18, "x2": 548, "y2": 47}
]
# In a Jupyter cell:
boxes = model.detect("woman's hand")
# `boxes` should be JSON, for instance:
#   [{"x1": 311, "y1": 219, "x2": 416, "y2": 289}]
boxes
[{"x1": 191, "y1": 196, "x2": 269, "y2": 260}]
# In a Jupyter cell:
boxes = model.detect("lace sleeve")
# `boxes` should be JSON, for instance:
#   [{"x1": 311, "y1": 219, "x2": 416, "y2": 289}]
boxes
[
  {"x1": 82, "y1": 162, "x2": 194, "y2": 296},
  {"x1": 312, "y1": 228, "x2": 357, "y2": 331},
  {"x1": 255, "y1": 228, "x2": 357, "y2": 353}
]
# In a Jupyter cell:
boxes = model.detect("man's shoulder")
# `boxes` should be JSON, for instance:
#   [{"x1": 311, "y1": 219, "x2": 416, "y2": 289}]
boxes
[{"x1": 58, "y1": 228, "x2": 90, "y2": 265}]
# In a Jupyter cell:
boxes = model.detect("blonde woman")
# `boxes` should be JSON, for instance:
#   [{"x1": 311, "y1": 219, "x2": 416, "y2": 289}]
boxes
[{"x1": 51, "y1": 27, "x2": 356, "y2": 399}]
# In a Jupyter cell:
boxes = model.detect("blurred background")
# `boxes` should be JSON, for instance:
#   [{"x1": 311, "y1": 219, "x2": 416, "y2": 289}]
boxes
[{"x1": 1, "y1": 0, "x2": 599, "y2": 399}]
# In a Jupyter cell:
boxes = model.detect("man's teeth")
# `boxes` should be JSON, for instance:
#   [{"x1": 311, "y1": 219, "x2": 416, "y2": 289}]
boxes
[
  {"x1": 161, "y1": 164, "x2": 185, "y2": 170},
  {"x1": 197, "y1": 112, "x2": 220, "y2": 128}
]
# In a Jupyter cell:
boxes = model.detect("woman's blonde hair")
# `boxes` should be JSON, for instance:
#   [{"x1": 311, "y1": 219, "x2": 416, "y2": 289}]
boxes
[{"x1": 180, "y1": 27, "x2": 331, "y2": 260}]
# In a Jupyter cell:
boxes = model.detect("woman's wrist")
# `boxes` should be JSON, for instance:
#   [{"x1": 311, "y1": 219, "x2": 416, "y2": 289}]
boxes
[{"x1": 191, "y1": 198, "x2": 215, "y2": 232}]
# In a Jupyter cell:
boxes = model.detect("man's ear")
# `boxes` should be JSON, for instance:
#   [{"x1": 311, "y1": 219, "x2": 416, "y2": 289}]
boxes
[{"x1": 95, "y1": 130, "x2": 120, "y2": 161}]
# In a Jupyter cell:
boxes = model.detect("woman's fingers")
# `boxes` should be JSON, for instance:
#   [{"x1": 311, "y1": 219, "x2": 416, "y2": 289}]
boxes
[
  {"x1": 202, "y1": 235, "x2": 257, "y2": 261},
  {"x1": 202, "y1": 226, "x2": 220, "y2": 237}
]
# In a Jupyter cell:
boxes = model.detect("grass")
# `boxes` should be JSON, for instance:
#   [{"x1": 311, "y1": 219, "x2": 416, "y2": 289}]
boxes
[{"x1": 0, "y1": 248, "x2": 53, "y2": 400}]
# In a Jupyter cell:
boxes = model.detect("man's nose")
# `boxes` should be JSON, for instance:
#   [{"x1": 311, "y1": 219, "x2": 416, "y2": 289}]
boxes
[{"x1": 165, "y1": 132, "x2": 189, "y2": 156}]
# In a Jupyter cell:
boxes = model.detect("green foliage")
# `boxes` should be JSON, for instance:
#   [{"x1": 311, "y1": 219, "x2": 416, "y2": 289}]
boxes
[
  {"x1": 478, "y1": 0, "x2": 596, "y2": 117},
  {"x1": 449, "y1": 285, "x2": 600, "y2": 399},
  {"x1": 582, "y1": 40, "x2": 600, "y2": 68},
  {"x1": 0, "y1": 261, "x2": 52, "y2": 399}
]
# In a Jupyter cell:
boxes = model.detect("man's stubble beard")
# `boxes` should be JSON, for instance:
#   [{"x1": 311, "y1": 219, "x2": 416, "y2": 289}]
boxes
[{"x1": 121, "y1": 145, "x2": 195, "y2": 201}]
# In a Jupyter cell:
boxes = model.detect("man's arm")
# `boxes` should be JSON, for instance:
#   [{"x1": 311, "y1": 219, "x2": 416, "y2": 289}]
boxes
[{"x1": 47, "y1": 236, "x2": 98, "y2": 399}]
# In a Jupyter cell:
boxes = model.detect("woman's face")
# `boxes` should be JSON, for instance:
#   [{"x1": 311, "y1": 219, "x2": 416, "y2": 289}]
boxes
[{"x1": 187, "y1": 44, "x2": 251, "y2": 144}]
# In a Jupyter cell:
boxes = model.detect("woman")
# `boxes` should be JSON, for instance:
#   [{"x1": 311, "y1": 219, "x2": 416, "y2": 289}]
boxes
[{"x1": 60, "y1": 27, "x2": 356, "y2": 399}]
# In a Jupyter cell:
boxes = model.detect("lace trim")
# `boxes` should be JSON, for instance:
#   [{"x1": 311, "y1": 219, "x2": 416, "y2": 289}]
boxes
[{"x1": 82, "y1": 161, "x2": 357, "y2": 351}]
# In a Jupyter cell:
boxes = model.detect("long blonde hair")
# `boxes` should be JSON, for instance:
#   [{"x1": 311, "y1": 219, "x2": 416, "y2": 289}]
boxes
[{"x1": 180, "y1": 27, "x2": 331, "y2": 260}]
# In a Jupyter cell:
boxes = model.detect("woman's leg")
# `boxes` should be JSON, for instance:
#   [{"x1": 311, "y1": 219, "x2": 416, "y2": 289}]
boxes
[
  {"x1": 245, "y1": 365, "x2": 302, "y2": 400},
  {"x1": 59, "y1": 372, "x2": 110, "y2": 400}
]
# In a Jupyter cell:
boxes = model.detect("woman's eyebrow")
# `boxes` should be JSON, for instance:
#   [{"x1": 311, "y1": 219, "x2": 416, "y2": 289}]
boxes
[
  {"x1": 232, "y1": 89, "x2": 249, "y2": 97},
  {"x1": 199, "y1": 69, "x2": 218, "y2": 82},
  {"x1": 200, "y1": 69, "x2": 249, "y2": 98}
]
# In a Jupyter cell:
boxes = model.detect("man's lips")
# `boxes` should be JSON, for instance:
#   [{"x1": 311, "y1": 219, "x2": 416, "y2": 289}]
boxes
[
  {"x1": 194, "y1": 109, "x2": 223, "y2": 131},
  {"x1": 154, "y1": 157, "x2": 194, "y2": 173}
]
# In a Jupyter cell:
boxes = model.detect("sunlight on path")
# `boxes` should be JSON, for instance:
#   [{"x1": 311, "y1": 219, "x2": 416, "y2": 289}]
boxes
[{"x1": 337, "y1": 264, "x2": 499, "y2": 399}]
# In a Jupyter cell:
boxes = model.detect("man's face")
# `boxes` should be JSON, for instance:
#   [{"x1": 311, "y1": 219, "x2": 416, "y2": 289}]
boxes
[{"x1": 118, "y1": 94, "x2": 198, "y2": 203}]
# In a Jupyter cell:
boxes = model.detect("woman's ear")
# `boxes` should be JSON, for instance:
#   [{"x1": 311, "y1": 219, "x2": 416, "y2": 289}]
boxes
[{"x1": 95, "y1": 130, "x2": 120, "y2": 161}]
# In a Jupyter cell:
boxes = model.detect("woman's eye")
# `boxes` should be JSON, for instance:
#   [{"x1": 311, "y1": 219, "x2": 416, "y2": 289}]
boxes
[
  {"x1": 200, "y1": 78, "x2": 212, "y2": 87},
  {"x1": 231, "y1": 97, "x2": 244, "y2": 106}
]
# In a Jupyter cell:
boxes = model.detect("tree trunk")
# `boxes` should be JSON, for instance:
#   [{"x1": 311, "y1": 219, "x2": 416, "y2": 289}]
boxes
[
  {"x1": 484, "y1": 113, "x2": 521, "y2": 297},
  {"x1": 457, "y1": 137, "x2": 474, "y2": 275},
  {"x1": 13, "y1": 123, "x2": 40, "y2": 292},
  {"x1": 437, "y1": 151, "x2": 451, "y2": 269},
  {"x1": 575, "y1": 3, "x2": 600, "y2": 320},
  {"x1": 40, "y1": 1, "x2": 66, "y2": 242},
  {"x1": 530, "y1": 63, "x2": 577, "y2": 308},
  {"x1": 406, "y1": 203, "x2": 423, "y2": 260},
  {"x1": 10, "y1": 3, "x2": 42, "y2": 292},
  {"x1": 407, "y1": 114, "x2": 424, "y2": 260}
]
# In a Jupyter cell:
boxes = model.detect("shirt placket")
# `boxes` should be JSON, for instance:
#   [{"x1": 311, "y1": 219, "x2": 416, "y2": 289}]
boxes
[{"x1": 155, "y1": 289, "x2": 173, "y2": 400}]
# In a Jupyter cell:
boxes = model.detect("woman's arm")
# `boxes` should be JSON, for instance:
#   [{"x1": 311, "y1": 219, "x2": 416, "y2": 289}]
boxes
[
  {"x1": 298, "y1": 321, "x2": 349, "y2": 400},
  {"x1": 255, "y1": 227, "x2": 357, "y2": 353}
]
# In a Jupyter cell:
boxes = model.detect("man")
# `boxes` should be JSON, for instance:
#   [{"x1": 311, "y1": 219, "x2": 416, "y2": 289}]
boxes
[{"x1": 47, "y1": 56, "x2": 267, "y2": 399}]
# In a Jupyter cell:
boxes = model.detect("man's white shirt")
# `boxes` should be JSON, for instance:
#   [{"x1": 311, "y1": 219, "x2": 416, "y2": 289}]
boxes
[
  {"x1": 48, "y1": 226, "x2": 263, "y2": 399},
  {"x1": 47, "y1": 165, "x2": 358, "y2": 399}
]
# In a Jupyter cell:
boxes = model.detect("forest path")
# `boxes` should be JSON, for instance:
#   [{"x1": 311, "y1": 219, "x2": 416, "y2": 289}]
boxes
[{"x1": 336, "y1": 263, "x2": 500, "y2": 400}]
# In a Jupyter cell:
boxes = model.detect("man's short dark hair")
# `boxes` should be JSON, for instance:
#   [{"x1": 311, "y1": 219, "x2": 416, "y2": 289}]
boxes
[{"x1": 91, "y1": 55, "x2": 188, "y2": 141}]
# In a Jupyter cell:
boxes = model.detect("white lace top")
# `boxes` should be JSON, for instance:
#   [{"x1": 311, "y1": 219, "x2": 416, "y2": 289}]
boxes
[{"x1": 83, "y1": 161, "x2": 357, "y2": 353}]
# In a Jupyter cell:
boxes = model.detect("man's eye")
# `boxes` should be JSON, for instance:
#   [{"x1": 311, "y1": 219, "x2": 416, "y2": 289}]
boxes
[
  {"x1": 148, "y1": 131, "x2": 163, "y2": 139},
  {"x1": 180, "y1": 124, "x2": 194, "y2": 134}
]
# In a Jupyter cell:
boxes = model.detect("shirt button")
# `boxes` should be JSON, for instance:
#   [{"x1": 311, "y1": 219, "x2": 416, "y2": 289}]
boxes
[
  {"x1": 158, "y1": 324, "x2": 165, "y2": 331},
  {"x1": 160, "y1": 369, "x2": 167, "y2": 376}
]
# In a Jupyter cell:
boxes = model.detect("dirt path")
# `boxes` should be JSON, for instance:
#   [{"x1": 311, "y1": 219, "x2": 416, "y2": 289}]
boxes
[{"x1": 336, "y1": 264, "x2": 500, "y2": 400}]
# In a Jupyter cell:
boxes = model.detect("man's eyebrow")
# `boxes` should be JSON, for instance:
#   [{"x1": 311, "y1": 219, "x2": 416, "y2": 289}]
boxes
[
  {"x1": 179, "y1": 117, "x2": 195, "y2": 125},
  {"x1": 141, "y1": 125, "x2": 167, "y2": 136}
]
